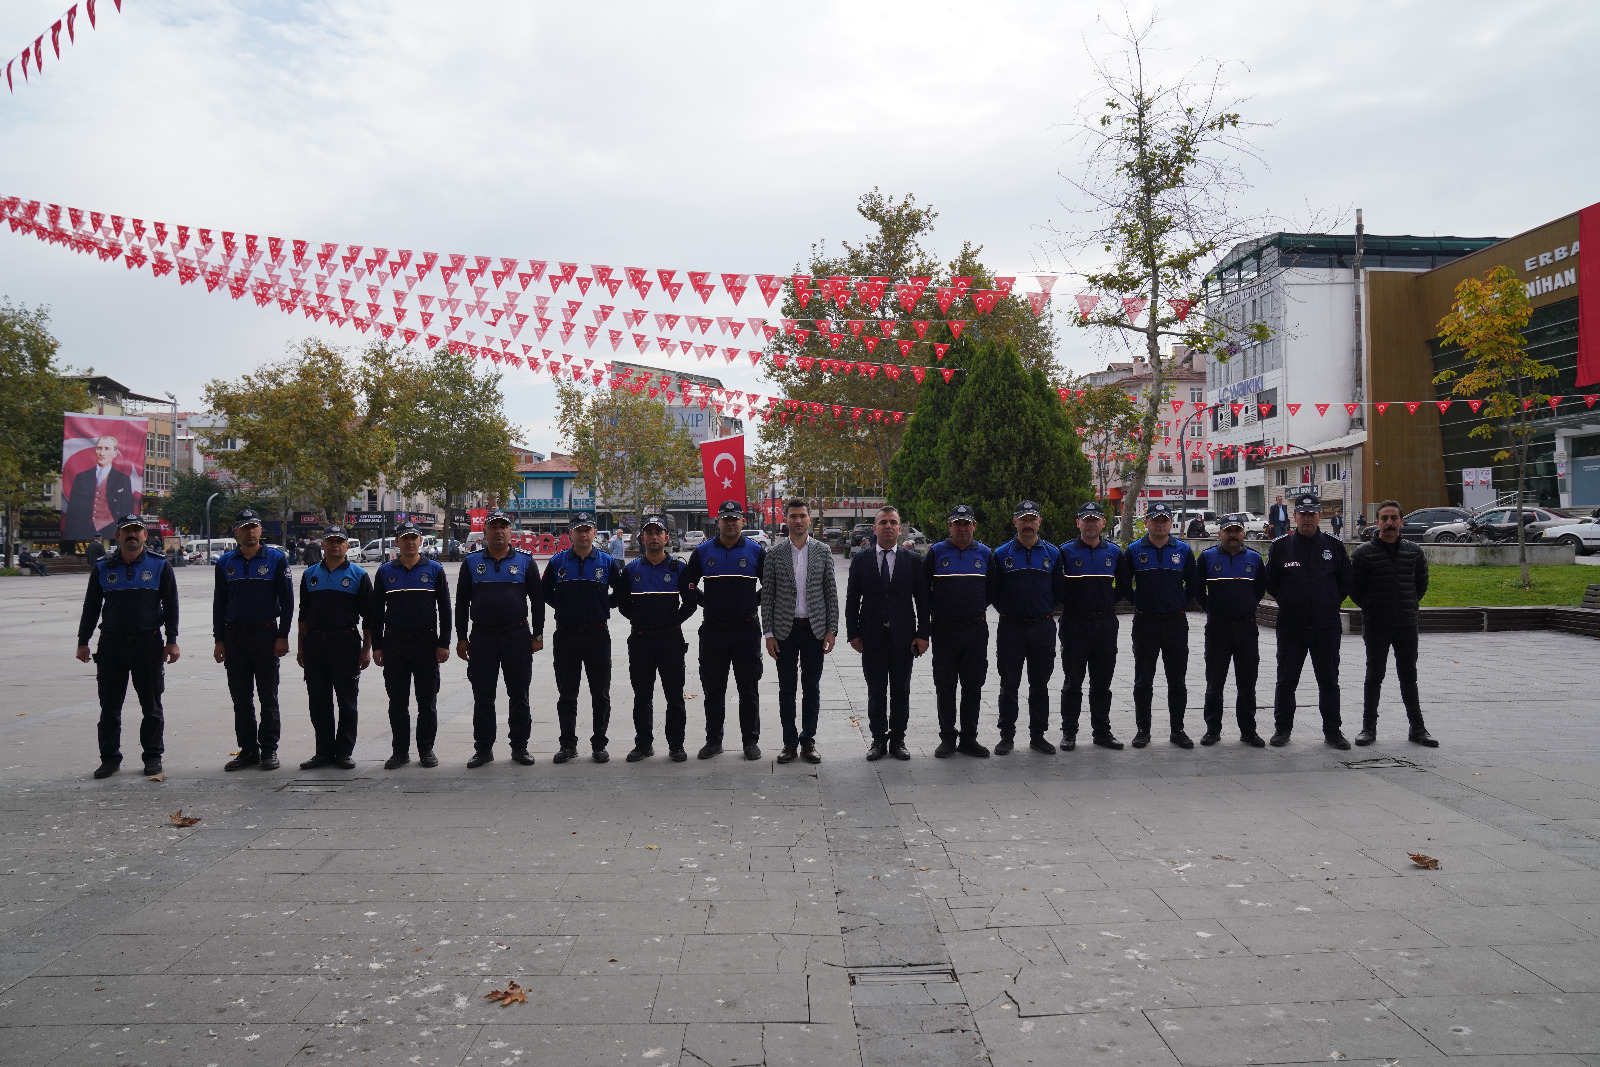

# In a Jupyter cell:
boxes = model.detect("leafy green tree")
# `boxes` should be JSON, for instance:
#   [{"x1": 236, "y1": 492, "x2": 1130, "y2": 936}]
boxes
[
  {"x1": 885, "y1": 338, "x2": 970, "y2": 533},
  {"x1": 1061, "y1": 380, "x2": 1145, "y2": 514},
  {"x1": 931, "y1": 340, "x2": 1092, "y2": 549},
  {"x1": 555, "y1": 379, "x2": 703, "y2": 529},
  {"x1": 1433, "y1": 265, "x2": 1555, "y2": 586},
  {"x1": 0, "y1": 300, "x2": 91, "y2": 564},
  {"x1": 158, "y1": 469, "x2": 271, "y2": 537}
]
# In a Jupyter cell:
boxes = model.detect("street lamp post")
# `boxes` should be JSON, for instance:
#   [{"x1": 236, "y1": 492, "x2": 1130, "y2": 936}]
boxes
[{"x1": 204, "y1": 491, "x2": 222, "y2": 546}]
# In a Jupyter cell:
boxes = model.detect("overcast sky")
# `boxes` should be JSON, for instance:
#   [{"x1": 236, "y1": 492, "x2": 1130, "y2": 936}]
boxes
[{"x1": 2, "y1": 0, "x2": 1594, "y2": 453}]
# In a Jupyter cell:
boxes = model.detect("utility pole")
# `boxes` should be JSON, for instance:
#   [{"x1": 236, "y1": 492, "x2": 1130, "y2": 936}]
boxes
[{"x1": 1350, "y1": 208, "x2": 1366, "y2": 431}]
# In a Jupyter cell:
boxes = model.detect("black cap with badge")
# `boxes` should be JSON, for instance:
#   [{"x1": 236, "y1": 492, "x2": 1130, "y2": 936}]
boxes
[
  {"x1": 1147, "y1": 501, "x2": 1173, "y2": 518},
  {"x1": 947, "y1": 503, "x2": 975, "y2": 522},
  {"x1": 485, "y1": 509, "x2": 512, "y2": 526},
  {"x1": 642, "y1": 515, "x2": 667, "y2": 531},
  {"x1": 115, "y1": 514, "x2": 147, "y2": 530},
  {"x1": 321, "y1": 525, "x2": 349, "y2": 542},
  {"x1": 1294, "y1": 494, "x2": 1321, "y2": 514},
  {"x1": 1077, "y1": 501, "x2": 1105, "y2": 519},
  {"x1": 571, "y1": 511, "x2": 596, "y2": 529},
  {"x1": 1013, "y1": 500, "x2": 1041, "y2": 519},
  {"x1": 395, "y1": 521, "x2": 421, "y2": 537},
  {"x1": 717, "y1": 499, "x2": 745, "y2": 518},
  {"x1": 1221, "y1": 513, "x2": 1248, "y2": 529},
  {"x1": 234, "y1": 508, "x2": 262, "y2": 528}
]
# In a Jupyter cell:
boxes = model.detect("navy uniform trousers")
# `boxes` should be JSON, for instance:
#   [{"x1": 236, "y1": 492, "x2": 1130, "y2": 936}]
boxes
[
  {"x1": 224, "y1": 625, "x2": 281, "y2": 757},
  {"x1": 304, "y1": 629, "x2": 361, "y2": 759},
  {"x1": 1203, "y1": 618, "x2": 1259, "y2": 736},
  {"x1": 931, "y1": 622, "x2": 987, "y2": 744},
  {"x1": 1060, "y1": 613, "x2": 1118, "y2": 740},
  {"x1": 1274, "y1": 626, "x2": 1342, "y2": 736},
  {"x1": 553, "y1": 625, "x2": 612, "y2": 752},
  {"x1": 629, "y1": 628, "x2": 688, "y2": 750},
  {"x1": 1131, "y1": 612, "x2": 1188, "y2": 734},
  {"x1": 95, "y1": 631, "x2": 166, "y2": 764},
  {"x1": 996, "y1": 616, "x2": 1055, "y2": 741},
  {"x1": 382, "y1": 634, "x2": 441, "y2": 756},
  {"x1": 467, "y1": 626, "x2": 533, "y2": 754},
  {"x1": 700, "y1": 621, "x2": 763, "y2": 745}
]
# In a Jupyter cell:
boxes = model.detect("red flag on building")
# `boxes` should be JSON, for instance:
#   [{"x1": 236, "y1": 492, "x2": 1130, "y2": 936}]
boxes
[{"x1": 700, "y1": 435, "x2": 748, "y2": 518}]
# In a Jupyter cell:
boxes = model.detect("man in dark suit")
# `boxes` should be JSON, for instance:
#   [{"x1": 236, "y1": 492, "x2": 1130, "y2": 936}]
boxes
[
  {"x1": 66, "y1": 435, "x2": 136, "y2": 541},
  {"x1": 845, "y1": 506, "x2": 930, "y2": 761},
  {"x1": 1267, "y1": 496, "x2": 1290, "y2": 540}
]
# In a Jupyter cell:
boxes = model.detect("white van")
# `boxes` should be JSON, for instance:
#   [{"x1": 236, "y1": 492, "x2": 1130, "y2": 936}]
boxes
[
  {"x1": 360, "y1": 537, "x2": 397, "y2": 562},
  {"x1": 187, "y1": 537, "x2": 238, "y2": 563}
]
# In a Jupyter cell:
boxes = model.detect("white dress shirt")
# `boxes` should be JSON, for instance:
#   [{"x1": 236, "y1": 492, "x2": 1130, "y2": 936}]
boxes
[
  {"x1": 877, "y1": 544, "x2": 896, "y2": 581},
  {"x1": 791, "y1": 536, "x2": 811, "y2": 618}
]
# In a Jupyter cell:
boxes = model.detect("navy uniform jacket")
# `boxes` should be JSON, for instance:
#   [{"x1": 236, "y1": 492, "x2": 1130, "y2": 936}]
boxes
[
  {"x1": 540, "y1": 547, "x2": 627, "y2": 628},
  {"x1": 681, "y1": 535, "x2": 765, "y2": 628},
  {"x1": 78, "y1": 549, "x2": 179, "y2": 645},
  {"x1": 298, "y1": 560, "x2": 373, "y2": 633},
  {"x1": 212, "y1": 545, "x2": 293, "y2": 641},
  {"x1": 923, "y1": 540, "x2": 991, "y2": 627},
  {"x1": 1265, "y1": 531, "x2": 1352, "y2": 630},
  {"x1": 372, "y1": 557, "x2": 451, "y2": 650},
  {"x1": 986, "y1": 537, "x2": 1062, "y2": 620},
  {"x1": 455, "y1": 549, "x2": 544, "y2": 637},
  {"x1": 1056, "y1": 537, "x2": 1122, "y2": 615},
  {"x1": 1117, "y1": 535, "x2": 1198, "y2": 614},
  {"x1": 1196, "y1": 545, "x2": 1267, "y2": 621},
  {"x1": 617, "y1": 554, "x2": 700, "y2": 631}
]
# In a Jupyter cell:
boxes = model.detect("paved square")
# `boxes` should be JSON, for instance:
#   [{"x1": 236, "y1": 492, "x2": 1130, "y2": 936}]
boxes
[{"x1": 3, "y1": 559, "x2": 1599, "y2": 1066}]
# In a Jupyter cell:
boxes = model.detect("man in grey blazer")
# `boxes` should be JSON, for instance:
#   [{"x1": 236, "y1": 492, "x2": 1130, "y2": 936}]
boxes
[{"x1": 762, "y1": 498, "x2": 839, "y2": 764}]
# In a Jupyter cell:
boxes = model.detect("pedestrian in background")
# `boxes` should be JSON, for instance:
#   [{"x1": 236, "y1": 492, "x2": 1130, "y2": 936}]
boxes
[
  {"x1": 1350, "y1": 499, "x2": 1437, "y2": 747},
  {"x1": 212, "y1": 509, "x2": 293, "y2": 771}
]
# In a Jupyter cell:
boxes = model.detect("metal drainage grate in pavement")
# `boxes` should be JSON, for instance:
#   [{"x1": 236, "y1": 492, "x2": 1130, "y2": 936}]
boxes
[
  {"x1": 1342, "y1": 756, "x2": 1421, "y2": 770},
  {"x1": 848, "y1": 965, "x2": 958, "y2": 985}
]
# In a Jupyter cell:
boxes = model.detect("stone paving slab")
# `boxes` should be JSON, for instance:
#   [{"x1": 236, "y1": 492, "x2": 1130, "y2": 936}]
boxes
[{"x1": 3, "y1": 561, "x2": 1600, "y2": 1065}]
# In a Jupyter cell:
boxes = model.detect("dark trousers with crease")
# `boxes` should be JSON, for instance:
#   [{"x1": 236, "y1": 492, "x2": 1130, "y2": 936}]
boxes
[
  {"x1": 95, "y1": 632, "x2": 165, "y2": 763},
  {"x1": 861, "y1": 629, "x2": 913, "y2": 744},
  {"x1": 997, "y1": 617, "x2": 1055, "y2": 741},
  {"x1": 700, "y1": 622, "x2": 763, "y2": 745},
  {"x1": 1203, "y1": 617, "x2": 1259, "y2": 736},
  {"x1": 467, "y1": 626, "x2": 532, "y2": 753},
  {"x1": 224, "y1": 626, "x2": 281, "y2": 756},
  {"x1": 1362, "y1": 621, "x2": 1423, "y2": 729},
  {"x1": 932, "y1": 622, "x2": 987, "y2": 744},
  {"x1": 554, "y1": 627, "x2": 612, "y2": 751},
  {"x1": 1060, "y1": 613, "x2": 1117, "y2": 739},
  {"x1": 1132, "y1": 612, "x2": 1189, "y2": 733},
  {"x1": 1273, "y1": 626, "x2": 1342, "y2": 736},
  {"x1": 382, "y1": 634, "x2": 440, "y2": 756},
  {"x1": 304, "y1": 631, "x2": 361, "y2": 759},
  {"x1": 629, "y1": 629, "x2": 687, "y2": 749},
  {"x1": 776, "y1": 622, "x2": 824, "y2": 748}
]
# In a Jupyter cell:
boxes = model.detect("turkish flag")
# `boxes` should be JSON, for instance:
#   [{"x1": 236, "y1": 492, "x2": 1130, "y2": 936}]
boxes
[{"x1": 700, "y1": 434, "x2": 748, "y2": 517}]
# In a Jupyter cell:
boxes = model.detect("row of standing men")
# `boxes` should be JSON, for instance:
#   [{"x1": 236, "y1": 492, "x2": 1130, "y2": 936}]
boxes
[{"x1": 75, "y1": 492, "x2": 1437, "y2": 779}]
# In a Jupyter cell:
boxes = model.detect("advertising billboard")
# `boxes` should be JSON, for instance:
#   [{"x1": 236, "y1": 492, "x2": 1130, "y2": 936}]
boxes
[{"x1": 61, "y1": 413, "x2": 146, "y2": 541}]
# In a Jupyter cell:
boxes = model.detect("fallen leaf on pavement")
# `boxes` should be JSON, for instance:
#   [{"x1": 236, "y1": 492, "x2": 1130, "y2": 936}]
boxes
[
  {"x1": 646, "y1": 845, "x2": 659, "y2": 850},
  {"x1": 1213, "y1": 855, "x2": 1236, "y2": 862},
  {"x1": 147, "y1": 772, "x2": 166, "y2": 782},
  {"x1": 170, "y1": 810, "x2": 200, "y2": 827},
  {"x1": 484, "y1": 979, "x2": 526, "y2": 1006},
  {"x1": 1407, "y1": 852, "x2": 1440, "y2": 870}
]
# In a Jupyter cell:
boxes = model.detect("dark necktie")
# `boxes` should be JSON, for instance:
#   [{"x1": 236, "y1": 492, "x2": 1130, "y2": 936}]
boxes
[{"x1": 880, "y1": 549, "x2": 891, "y2": 589}]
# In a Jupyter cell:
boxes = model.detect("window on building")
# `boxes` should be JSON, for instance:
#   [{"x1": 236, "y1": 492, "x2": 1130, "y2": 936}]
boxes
[
  {"x1": 1190, "y1": 387, "x2": 1203, "y2": 403},
  {"x1": 1189, "y1": 422, "x2": 1203, "y2": 438},
  {"x1": 1216, "y1": 488, "x2": 1239, "y2": 513},
  {"x1": 1158, "y1": 458, "x2": 1174, "y2": 473},
  {"x1": 1245, "y1": 485, "x2": 1265, "y2": 513},
  {"x1": 1214, "y1": 452, "x2": 1239, "y2": 475},
  {"x1": 1256, "y1": 388, "x2": 1278, "y2": 413},
  {"x1": 1191, "y1": 457, "x2": 1206, "y2": 473},
  {"x1": 1325, "y1": 462, "x2": 1341, "y2": 482},
  {"x1": 366, "y1": 489, "x2": 378, "y2": 511},
  {"x1": 1274, "y1": 469, "x2": 1288, "y2": 486}
]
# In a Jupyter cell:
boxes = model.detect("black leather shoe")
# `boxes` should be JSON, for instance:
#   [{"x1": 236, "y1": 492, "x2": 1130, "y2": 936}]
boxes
[
  {"x1": 1131, "y1": 730, "x2": 1151, "y2": 749},
  {"x1": 333, "y1": 756, "x2": 356, "y2": 770},
  {"x1": 1093, "y1": 735, "x2": 1124, "y2": 750},
  {"x1": 1241, "y1": 734, "x2": 1267, "y2": 748},
  {"x1": 993, "y1": 738, "x2": 1015, "y2": 755},
  {"x1": 1029, "y1": 737, "x2": 1057, "y2": 755},
  {"x1": 776, "y1": 745, "x2": 797, "y2": 764},
  {"x1": 552, "y1": 747, "x2": 579, "y2": 764},
  {"x1": 592, "y1": 749, "x2": 611, "y2": 764},
  {"x1": 1324, "y1": 732, "x2": 1352, "y2": 751},
  {"x1": 866, "y1": 740, "x2": 887, "y2": 761},
  {"x1": 1199, "y1": 731, "x2": 1221, "y2": 746},
  {"x1": 801, "y1": 744, "x2": 821, "y2": 764},
  {"x1": 1269, "y1": 732, "x2": 1291, "y2": 747},
  {"x1": 743, "y1": 743, "x2": 762, "y2": 761},
  {"x1": 224, "y1": 752, "x2": 260, "y2": 772},
  {"x1": 957, "y1": 739, "x2": 990, "y2": 758},
  {"x1": 627, "y1": 746, "x2": 653, "y2": 763},
  {"x1": 512, "y1": 749, "x2": 536, "y2": 765},
  {"x1": 1409, "y1": 729, "x2": 1439, "y2": 748},
  {"x1": 419, "y1": 751, "x2": 439, "y2": 767},
  {"x1": 697, "y1": 743, "x2": 722, "y2": 760},
  {"x1": 92, "y1": 760, "x2": 120, "y2": 779},
  {"x1": 1355, "y1": 728, "x2": 1377, "y2": 746},
  {"x1": 466, "y1": 751, "x2": 495, "y2": 768},
  {"x1": 669, "y1": 747, "x2": 688, "y2": 762},
  {"x1": 1170, "y1": 732, "x2": 1195, "y2": 750},
  {"x1": 385, "y1": 753, "x2": 410, "y2": 770},
  {"x1": 934, "y1": 739, "x2": 957, "y2": 758},
  {"x1": 889, "y1": 741, "x2": 911, "y2": 761},
  {"x1": 299, "y1": 754, "x2": 332, "y2": 770},
  {"x1": 1061, "y1": 735, "x2": 1077, "y2": 751},
  {"x1": 143, "y1": 760, "x2": 162, "y2": 777},
  {"x1": 259, "y1": 751, "x2": 280, "y2": 770}
]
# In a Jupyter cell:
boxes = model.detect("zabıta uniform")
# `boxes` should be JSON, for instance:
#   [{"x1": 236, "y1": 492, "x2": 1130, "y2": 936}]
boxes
[
  {"x1": 298, "y1": 534, "x2": 374, "y2": 765},
  {"x1": 1055, "y1": 501, "x2": 1123, "y2": 747},
  {"x1": 371, "y1": 522, "x2": 451, "y2": 765},
  {"x1": 1265, "y1": 494, "x2": 1353, "y2": 745},
  {"x1": 540, "y1": 512, "x2": 628, "y2": 761},
  {"x1": 985, "y1": 501, "x2": 1061, "y2": 749},
  {"x1": 923, "y1": 504, "x2": 991, "y2": 751},
  {"x1": 1195, "y1": 517, "x2": 1268, "y2": 744},
  {"x1": 681, "y1": 501, "x2": 766, "y2": 753},
  {"x1": 455, "y1": 512, "x2": 545, "y2": 763},
  {"x1": 1115, "y1": 502, "x2": 1199, "y2": 746},
  {"x1": 211, "y1": 509, "x2": 294, "y2": 767},
  {"x1": 617, "y1": 519, "x2": 700, "y2": 758}
]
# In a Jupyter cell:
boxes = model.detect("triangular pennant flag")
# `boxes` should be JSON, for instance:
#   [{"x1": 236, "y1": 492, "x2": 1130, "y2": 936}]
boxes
[
  {"x1": 1345, "y1": 403, "x2": 1360, "y2": 416},
  {"x1": 1121, "y1": 297, "x2": 1148, "y2": 322},
  {"x1": 1548, "y1": 395, "x2": 1564, "y2": 409},
  {"x1": 1170, "y1": 298, "x2": 1193, "y2": 321},
  {"x1": 1585, "y1": 395, "x2": 1599, "y2": 408},
  {"x1": 1436, "y1": 401, "x2": 1452, "y2": 414},
  {"x1": 1316, "y1": 403, "x2": 1330, "y2": 416},
  {"x1": 1026, "y1": 292, "x2": 1049, "y2": 318},
  {"x1": 1468, "y1": 399, "x2": 1483, "y2": 413},
  {"x1": 1286, "y1": 403, "x2": 1301, "y2": 416},
  {"x1": 1375, "y1": 403, "x2": 1390, "y2": 415},
  {"x1": 1075, "y1": 294, "x2": 1100, "y2": 322},
  {"x1": 1405, "y1": 402, "x2": 1420, "y2": 415},
  {"x1": 940, "y1": 368, "x2": 955, "y2": 383}
]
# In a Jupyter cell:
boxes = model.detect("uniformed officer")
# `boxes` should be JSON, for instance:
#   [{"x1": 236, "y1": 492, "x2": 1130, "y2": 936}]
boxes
[
  {"x1": 76, "y1": 515, "x2": 180, "y2": 779},
  {"x1": 541, "y1": 511, "x2": 627, "y2": 763},
  {"x1": 923, "y1": 504, "x2": 992, "y2": 758},
  {"x1": 1196, "y1": 514, "x2": 1268, "y2": 747},
  {"x1": 212, "y1": 508, "x2": 294, "y2": 771},
  {"x1": 371, "y1": 521, "x2": 451, "y2": 769},
  {"x1": 1116, "y1": 501, "x2": 1199, "y2": 748},
  {"x1": 617, "y1": 515, "x2": 700, "y2": 762},
  {"x1": 986, "y1": 500, "x2": 1062, "y2": 755},
  {"x1": 1055, "y1": 501, "x2": 1124, "y2": 751},
  {"x1": 296, "y1": 526, "x2": 373, "y2": 770},
  {"x1": 455, "y1": 510, "x2": 544, "y2": 768},
  {"x1": 1265, "y1": 493, "x2": 1353, "y2": 749},
  {"x1": 681, "y1": 500, "x2": 766, "y2": 760}
]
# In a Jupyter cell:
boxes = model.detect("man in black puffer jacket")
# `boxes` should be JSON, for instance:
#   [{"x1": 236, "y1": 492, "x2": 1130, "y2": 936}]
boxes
[{"x1": 1350, "y1": 499, "x2": 1436, "y2": 747}]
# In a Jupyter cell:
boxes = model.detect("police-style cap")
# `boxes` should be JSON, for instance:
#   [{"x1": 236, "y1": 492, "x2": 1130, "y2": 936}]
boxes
[
  {"x1": 395, "y1": 521, "x2": 421, "y2": 537},
  {"x1": 115, "y1": 514, "x2": 147, "y2": 530},
  {"x1": 234, "y1": 508, "x2": 262, "y2": 527},
  {"x1": 947, "y1": 503, "x2": 976, "y2": 522},
  {"x1": 1077, "y1": 501, "x2": 1105, "y2": 519},
  {"x1": 717, "y1": 500, "x2": 745, "y2": 517},
  {"x1": 1013, "y1": 500, "x2": 1041, "y2": 519},
  {"x1": 641, "y1": 516, "x2": 667, "y2": 531},
  {"x1": 321, "y1": 525, "x2": 349, "y2": 541},
  {"x1": 485, "y1": 509, "x2": 512, "y2": 526},
  {"x1": 1221, "y1": 513, "x2": 1248, "y2": 529},
  {"x1": 1147, "y1": 502, "x2": 1173, "y2": 517},
  {"x1": 571, "y1": 511, "x2": 596, "y2": 529},
  {"x1": 1294, "y1": 495, "x2": 1321, "y2": 514}
]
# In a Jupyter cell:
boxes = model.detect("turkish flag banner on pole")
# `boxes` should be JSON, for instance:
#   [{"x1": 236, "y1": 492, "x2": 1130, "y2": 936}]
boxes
[{"x1": 700, "y1": 434, "x2": 748, "y2": 517}]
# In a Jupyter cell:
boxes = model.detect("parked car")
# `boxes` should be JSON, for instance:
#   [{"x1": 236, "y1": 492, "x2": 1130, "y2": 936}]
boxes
[
  {"x1": 1423, "y1": 507, "x2": 1580, "y2": 544},
  {"x1": 900, "y1": 531, "x2": 931, "y2": 556},
  {"x1": 746, "y1": 530, "x2": 772, "y2": 548},
  {"x1": 1541, "y1": 520, "x2": 1600, "y2": 556},
  {"x1": 820, "y1": 526, "x2": 845, "y2": 545},
  {"x1": 849, "y1": 523, "x2": 875, "y2": 550},
  {"x1": 680, "y1": 530, "x2": 707, "y2": 549},
  {"x1": 1359, "y1": 506, "x2": 1472, "y2": 542},
  {"x1": 187, "y1": 537, "x2": 238, "y2": 563},
  {"x1": 360, "y1": 537, "x2": 398, "y2": 562}
]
